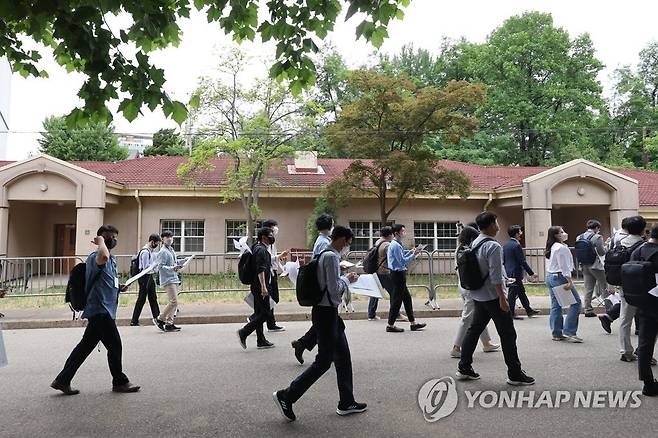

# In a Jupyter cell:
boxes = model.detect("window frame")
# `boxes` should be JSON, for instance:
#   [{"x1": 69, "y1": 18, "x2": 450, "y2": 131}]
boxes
[
  {"x1": 348, "y1": 220, "x2": 394, "y2": 252},
  {"x1": 225, "y1": 219, "x2": 263, "y2": 253},
  {"x1": 159, "y1": 219, "x2": 206, "y2": 254},
  {"x1": 413, "y1": 221, "x2": 459, "y2": 252}
]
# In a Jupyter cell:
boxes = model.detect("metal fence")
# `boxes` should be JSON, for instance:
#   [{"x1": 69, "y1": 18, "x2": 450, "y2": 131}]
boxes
[{"x1": 0, "y1": 247, "x2": 589, "y2": 301}]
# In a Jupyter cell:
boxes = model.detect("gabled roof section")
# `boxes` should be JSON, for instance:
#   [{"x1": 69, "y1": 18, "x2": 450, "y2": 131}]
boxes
[{"x1": 522, "y1": 159, "x2": 638, "y2": 185}]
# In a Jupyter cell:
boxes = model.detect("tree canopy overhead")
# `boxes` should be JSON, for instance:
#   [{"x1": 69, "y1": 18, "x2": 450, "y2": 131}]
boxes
[{"x1": 1, "y1": 0, "x2": 409, "y2": 127}]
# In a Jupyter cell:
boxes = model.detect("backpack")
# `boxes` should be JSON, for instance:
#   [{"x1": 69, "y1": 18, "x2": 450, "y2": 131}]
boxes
[
  {"x1": 456, "y1": 237, "x2": 494, "y2": 291},
  {"x1": 605, "y1": 239, "x2": 644, "y2": 286},
  {"x1": 362, "y1": 241, "x2": 386, "y2": 274},
  {"x1": 65, "y1": 262, "x2": 101, "y2": 312},
  {"x1": 129, "y1": 248, "x2": 149, "y2": 277},
  {"x1": 296, "y1": 249, "x2": 333, "y2": 307},
  {"x1": 621, "y1": 244, "x2": 658, "y2": 307},
  {"x1": 238, "y1": 245, "x2": 257, "y2": 285},
  {"x1": 574, "y1": 233, "x2": 597, "y2": 266}
]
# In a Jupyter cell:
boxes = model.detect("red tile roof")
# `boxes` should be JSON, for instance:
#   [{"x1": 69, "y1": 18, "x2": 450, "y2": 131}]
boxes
[{"x1": 2, "y1": 157, "x2": 658, "y2": 206}]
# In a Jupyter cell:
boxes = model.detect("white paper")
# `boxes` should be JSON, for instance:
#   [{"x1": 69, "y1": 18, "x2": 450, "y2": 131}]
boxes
[
  {"x1": 243, "y1": 294, "x2": 277, "y2": 309},
  {"x1": 0, "y1": 329, "x2": 7, "y2": 368},
  {"x1": 552, "y1": 286, "x2": 577, "y2": 307},
  {"x1": 124, "y1": 261, "x2": 158, "y2": 287},
  {"x1": 339, "y1": 260, "x2": 356, "y2": 269},
  {"x1": 348, "y1": 274, "x2": 385, "y2": 299},
  {"x1": 649, "y1": 275, "x2": 658, "y2": 298},
  {"x1": 606, "y1": 292, "x2": 621, "y2": 306},
  {"x1": 178, "y1": 255, "x2": 195, "y2": 272},
  {"x1": 233, "y1": 236, "x2": 251, "y2": 254},
  {"x1": 281, "y1": 260, "x2": 300, "y2": 286}
]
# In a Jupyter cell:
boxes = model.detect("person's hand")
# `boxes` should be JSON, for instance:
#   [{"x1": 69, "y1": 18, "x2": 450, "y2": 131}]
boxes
[
  {"x1": 261, "y1": 286, "x2": 269, "y2": 298},
  {"x1": 119, "y1": 284, "x2": 129, "y2": 292},
  {"x1": 499, "y1": 296, "x2": 510, "y2": 313},
  {"x1": 91, "y1": 236, "x2": 104, "y2": 246},
  {"x1": 279, "y1": 250, "x2": 289, "y2": 262},
  {"x1": 531, "y1": 273, "x2": 539, "y2": 282},
  {"x1": 347, "y1": 272, "x2": 359, "y2": 283},
  {"x1": 563, "y1": 283, "x2": 571, "y2": 291},
  {"x1": 174, "y1": 265, "x2": 182, "y2": 272}
]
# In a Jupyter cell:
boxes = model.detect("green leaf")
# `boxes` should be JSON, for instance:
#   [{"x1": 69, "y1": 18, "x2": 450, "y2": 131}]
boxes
[
  {"x1": 171, "y1": 101, "x2": 188, "y2": 125},
  {"x1": 189, "y1": 93, "x2": 201, "y2": 109},
  {"x1": 122, "y1": 100, "x2": 140, "y2": 122}
]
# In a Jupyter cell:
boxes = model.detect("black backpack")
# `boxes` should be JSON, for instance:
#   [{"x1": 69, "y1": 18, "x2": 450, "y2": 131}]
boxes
[
  {"x1": 362, "y1": 241, "x2": 386, "y2": 274},
  {"x1": 621, "y1": 244, "x2": 658, "y2": 307},
  {"x1": 129, "y1": 248, "x2": 149, "y2": 277},
  {"x1": 456, "y1": 238, "x2": 494, "y2": 291},
  {"x1": 238, "y1": 246, "x2": 257, "y2": 285},
  {"x1": 296, "y1": 249, "x2": 333, "y2": 307},
  {"x1": 605, "y1": 239, "x2": 644, "y2": 286},
  {"x1": 65, "y1": 262, "x2": 101, "y2": 312},
  {"x1": 574, "y1": 233, "x2": 597, "y2": 266}
]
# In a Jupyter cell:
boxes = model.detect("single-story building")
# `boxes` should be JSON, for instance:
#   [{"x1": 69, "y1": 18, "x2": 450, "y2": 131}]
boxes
[{"x1": 1, "y1": 153, "x2": 657, "y2": 262}]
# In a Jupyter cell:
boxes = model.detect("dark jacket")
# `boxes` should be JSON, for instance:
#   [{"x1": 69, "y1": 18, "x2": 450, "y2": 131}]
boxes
[
  {"x1": 503, "y1": 238, "x2": 534, "y2": 280},
  {"x1": 250, "y1": 242, "x2": 272, "y2": 294}
]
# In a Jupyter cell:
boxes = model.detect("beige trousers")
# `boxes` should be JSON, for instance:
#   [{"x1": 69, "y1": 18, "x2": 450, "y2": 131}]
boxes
[{"x1": 159, "y1": 283, "x2": 179, "y2": 324}]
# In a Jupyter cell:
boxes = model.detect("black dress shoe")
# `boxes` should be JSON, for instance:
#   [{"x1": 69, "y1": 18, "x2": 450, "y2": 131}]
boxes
[
  {"x1": 50, "y1": 380, "x2": 80, "y2": 396},
  {"x1": 291, "y1": 340, "x2": 305, "y2": 365},
  {"x1": 599, "y1": 315, "x2": 612, "y2": 334},
  {"x1": 526, "y1": 308, "x2": 540, "y2": 317},
  {"x1": 130, "y1": 322, "x2": 140, "y2": 326},
  {"x1": 643, "y1": 380, "x2": 658, "y2": 396},
  {"x1": 410, "y1": 323, "x2": 427, "y2": 331},
  {"x1": 257, "y1": 340, "x2": 275, "y2": 349},
  {"x1": 386, "y1": 325, "x2": 404, "y2": 333},
  {"x1": 237, "y1": 330, "x2": 247, "y2": 349},
  {"x1": 112, "y1": 382, "x2": 141, "y2": 393}
]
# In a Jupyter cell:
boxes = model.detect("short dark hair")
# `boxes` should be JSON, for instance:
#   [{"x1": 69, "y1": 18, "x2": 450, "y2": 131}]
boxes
[
  {"x1": 467, "y1": 222, "x2": 479, "y2": 231},
  {"x1": 392, "y1": 224, "x2": 405, "y2": 234},
  {"x1": 621, "y1": 217, "x2": 630, "y2": 230},
  {"x1": 586, "y1": 219, "x2": 602, "y2": 230},
  {"x1": 97, "y1": 224, "x2": 119, "y2": 236},
  {"x1": 475, "y1": 212, "x2": 497, "y2": 230},
  {"x1": 161, "y1": 230, "x2": 173, "y2": 238},
  {"x1": 262, "y1": 219, "x2": 278, "y2": 228},
  {"x1": 651, "y1": 224, "x2": 658, "y2": 240},
  {"x1": 315, "y1": 214, "x2": 334, "y2": 232},
  {"x1": 459, "y1": 226, "x2": 480, "y2": 247},
  {"x1": 626, "y1": 215, "x2": 647, "y2": 236},
  {"x1": 380, "y1": 226, "x2": 393, "y2": 238},
  {"x1": 257, "y1": 227, "x2": 274, "y2": 241},
  {"x1": 330, "y1": 225, "x2": 354, "y2": 242},
  {"x1": 507, "y1": 225, "x2": 523, "y2": 238},
  {"x1": 148, "y1": 233, "x2": 161, "y2": 243}
]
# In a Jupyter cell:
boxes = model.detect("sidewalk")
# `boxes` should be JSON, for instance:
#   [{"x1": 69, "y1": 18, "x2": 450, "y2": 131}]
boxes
[{"x1": 0, "y1": 295, "x2": 606, "y2": 330}]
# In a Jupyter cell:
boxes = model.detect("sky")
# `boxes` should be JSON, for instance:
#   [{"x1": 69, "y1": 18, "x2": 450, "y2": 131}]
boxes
[{"x1": 3, "y1": 0, "x2": 658, "y2": 160}]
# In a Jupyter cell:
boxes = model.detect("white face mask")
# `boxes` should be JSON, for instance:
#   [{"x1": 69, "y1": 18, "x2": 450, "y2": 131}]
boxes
[
  {"x1": 272, "y1": 226, "x2": 279, "y2": 237},
  {"x1": 340, "y1": 246, "x2": 351, "y2": 258},
  {"x1": 561, "y1": 232, "x2": 569, "y2": 242},
  {"x1": 163, "y1": 237, "x2": 173, "y2": 246}
]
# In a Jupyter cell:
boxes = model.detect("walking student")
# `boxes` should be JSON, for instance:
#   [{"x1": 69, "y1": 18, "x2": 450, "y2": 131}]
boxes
[
  {"x1": 130, "y1": 233, "x2": 161, "y2": 326},
  {"x1": 545, "y1": 225, "x2": 583, "y2": 343},
  {"x1": 386, "y1": 224, "x2": 426, "y2": 333},
  {"x1": 291, "y1": 213, "x2": 333, "y2": 364},
  {"x1": 273, "y1": 226, "x2": 367, "y2": 421},
  {"x1": 576, "y1": 219, "x2": 609, "y2": 317},
  {"x1": 237, "y1": 228, "x2": 277, "y2": 349},
  {"x1": 51, "y1": 225, "x2": 140, "y2": 395},
  {"x1": 154, "y1": 230, "x2": 184, "y2": 332},
  {"x1": 451, "y1": 225, "x2": 500, "y2": 358},
  {"x1": 367, "y1": 226, "x2": 393, "y2": 321},
  {"x1": 503, "y1": 225, "x2": 540, "y2": 320},
  {"x1": 456, "y1": 212, "x2": 534, "y2": 386}
]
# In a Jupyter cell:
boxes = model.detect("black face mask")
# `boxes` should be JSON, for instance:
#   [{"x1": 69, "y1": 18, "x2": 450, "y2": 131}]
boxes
[
  {"x1": 105, "y1": 238, "x2": 117, "y2": 250},
  {"x1": 267, "y1": 235, "x2": 275, "y2": 245}
]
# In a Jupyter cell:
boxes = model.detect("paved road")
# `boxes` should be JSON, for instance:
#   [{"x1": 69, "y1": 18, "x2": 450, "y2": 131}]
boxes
[{"x1": 1, "y1": 314, "x2": 657, "y2": 438}]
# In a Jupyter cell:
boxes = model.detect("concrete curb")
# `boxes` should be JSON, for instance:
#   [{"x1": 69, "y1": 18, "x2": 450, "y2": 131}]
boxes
[{"x1": 0, "y1": 307, "x2": 606, "y2": 330}]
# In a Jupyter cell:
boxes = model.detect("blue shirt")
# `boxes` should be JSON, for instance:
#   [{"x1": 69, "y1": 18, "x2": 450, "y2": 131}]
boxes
[
  {"x1": 387, "y1": 239, "x2": 416, "y2": 272},
  {"x1": 313, "y1": 234, "x2": 331, "y2": 257},
  {"x1": 156, "y1": 245, "x2": 184, "y2": 287},
  {"x1": 82, "y1": 252, "x2": 119, "y2": 320}
]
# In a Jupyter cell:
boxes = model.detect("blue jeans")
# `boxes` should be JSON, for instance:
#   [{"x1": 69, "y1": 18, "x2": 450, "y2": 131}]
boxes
[{"x1": 546, "y1": 273, "x2": 582, "y2": 337}]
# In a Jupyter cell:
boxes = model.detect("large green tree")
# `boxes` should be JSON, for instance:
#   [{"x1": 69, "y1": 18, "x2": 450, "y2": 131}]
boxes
[
  {"x1": 1, "y1": 0, "x2": 409, "y2": 126},
  {"x1": 38, "y1": 116, "x2": 127, "y2": 161},
  {"x1": 326, "y1": 70, "x2": 483, "y2": 225},
  {"x1": 143, "y1": 128, "x2": 188, "y2": 156}
]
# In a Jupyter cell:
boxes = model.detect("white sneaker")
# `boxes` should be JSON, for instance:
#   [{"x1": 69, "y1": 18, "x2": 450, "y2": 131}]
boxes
[
  {"x1": 368, "y1": 316, "x2": 381, "y2": 321},
  {"x1": 565, "y1": 335, "x2": 583, "y2": 343},
  {"x1": 483, "y1": 343, "x2": 501, "y2": 353},
  {"x1": 450, "y1": 350, "x2": 461, "y2": 358}
]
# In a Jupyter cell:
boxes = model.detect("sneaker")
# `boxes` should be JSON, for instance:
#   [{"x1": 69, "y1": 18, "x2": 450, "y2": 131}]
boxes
[
  {"x1": 599, "y1": 315, "x2": 612, "y2": 334},
  {"x1": 410, "y1": 323, "x2": 426, "y2": 331},
  {"x1": 130, "y1": 322, "x2": 139, "y2": 327},
  {"x1": 564, "y1": 335, "x2": 583, "y2": 343},
  {"x1": 512, "y1": 314, "x2": 525, "y2": 320},
  {"x1": 456, "y1": 367, "x2": 480, "y2": 380},
  {"x1": 336, "y1": 401, "x2": 368, "y2": 416},
  {"x1": 273, "y1": 390, "x2": 296, "y2": 422},
  {"x1": 386, "y1": 325, "x2": 404, "y2": 333},
  {"x1": 552, "y1": 334, "x2": 566, "y2": 341},
  {"x1": 584, "y1": 310, "x2": 597, "y2": 318},
  {"x1": 112, "y1": 382, "x2": 141, "y2": 393},
  {"x1": 50, "y1": 380, "x2": 80, "y2": 396},
  {"x1": 507, "y1": 371, "x2": 536, "y2": 386},
  {"x1": 483, "y1": 343, "x2": 501, "y2": 353},
  {"x1": 291, "y1": 340, "x2": 305, "y2": 364},
  {"x1": 257, "y1": 340, "x2": 275, "y2": 349},
  {"x1": 154, "y1": 318, "x2": 166, "y2": 332},
  {"x1": 643, "y1": 380, "x2": 658, "y2": 397},
  {"x1": 450, "y1": 349, "x2": 461, "y2": 358},
  {"x1": 621, "y1": 353, "x2": 637, "y2": 362},
  {"x1": 268, "y1": 325, "x2": 285, "y2": 332},
  {"x1": 368, "y1": 316, "x2": 381, "y2": 321},
  {"x1": 237, "y1": 330, "x2": 247, "y2": 349},
  {"x1": 164, "y1": 324, "x2": 181, "y2": 332},
  {"x1": 526, "y1": 308, "x2": 541, "y2": 317}
]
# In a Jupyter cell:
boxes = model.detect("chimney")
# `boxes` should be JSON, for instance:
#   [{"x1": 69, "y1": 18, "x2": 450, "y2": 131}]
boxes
[{"x1": 294, "y1": 151, "x2": 318, "y2": 171}]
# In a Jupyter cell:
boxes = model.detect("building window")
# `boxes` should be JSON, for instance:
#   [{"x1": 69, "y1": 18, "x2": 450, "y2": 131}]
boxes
[
  {"x1": 348, "y1": 221, "x2": 393, "y2": 252},
  {"x1": 414, "y1": 222, "x2": 458, "y2": 251},
  {"x1": 160, "y1": 220, "x2": 205, "y2": 253},
  {"x1": 225, "y1": 220, "x2": 263, "y2": 253}
]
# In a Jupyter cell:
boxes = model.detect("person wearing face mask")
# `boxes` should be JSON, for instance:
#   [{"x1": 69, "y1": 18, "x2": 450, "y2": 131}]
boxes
[
  {"x1": 545, "y1": 226, "x2": 583, "y2": 343},
  {"x1": 51, "y1": 225, "x2": 140, "y2": 395},
  {"x1": 154, "y1": 230, "x2": 185, "y2": 332},
  {"x1": 130, "y1": 234, "x2": 162, "y2": 326},
  {"x1": 385, "y1": 224, "x2": 425, "y2": 333},
  {"x1": 237, "y1": 228, "x2": 276, "y2": 349}
]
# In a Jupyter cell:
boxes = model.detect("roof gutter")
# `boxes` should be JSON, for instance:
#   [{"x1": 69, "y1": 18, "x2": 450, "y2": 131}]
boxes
[
  {"x1": 134, "y1": 189, "x2": 142, "y2": 252},
  {"x1": 483, "y1": 192, "x2": 494, "y2": 211}
]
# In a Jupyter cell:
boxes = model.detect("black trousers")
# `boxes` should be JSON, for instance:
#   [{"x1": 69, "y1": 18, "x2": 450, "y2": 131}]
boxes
[
  {"x1": 284, "y1": 306, "x2": 354, "y2": 405},
  {"x1": 508, "y1": 281, "x2": 531, "y2": 315},
  {"x1": 55, "y1": 313, "x2": 129, "y2": 386},
  {"x1": 250, "y1": 274, "x2": 279, "y2": 329},
  {"x1": 131, "y1": 275, "x2": 160, "y2": 324},
  {"x1": 388, "y1": 271, "x2": 415, "y2": 326},
  {"x1": 458, "y1": 298, "x2": 523, "y2": 377},
  {"x1": 297, "y1": 326, "x2": 317, "y2": 351},
  {"x1": 637, "y1": 308, "x2": 658, "y2": 383},
  {"x1": 241, "y1": 290, "x2": 271, "y2": 342}
]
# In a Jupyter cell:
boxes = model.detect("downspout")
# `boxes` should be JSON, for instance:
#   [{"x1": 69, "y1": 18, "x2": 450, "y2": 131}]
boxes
[
  {"x1": 483, "y1": 192, "x2": 494, "y2": 211},
  {"x1": 134, "y1": 189, "x2": 142, "y2": 252}
]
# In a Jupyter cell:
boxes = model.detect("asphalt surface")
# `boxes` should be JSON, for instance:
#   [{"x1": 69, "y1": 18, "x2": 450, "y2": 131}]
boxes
[{"x1": 1, "y1": 314, "x2": 657, "y2": 438}]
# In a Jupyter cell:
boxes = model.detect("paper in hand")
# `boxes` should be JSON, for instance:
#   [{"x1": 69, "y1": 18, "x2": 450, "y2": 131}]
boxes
[
  {"x1": 244, "y1": 294, "x2": 277, "y2": 309},
  {"x1": 551, "y1": 285, "x2": 577, "y2": 307},
  {"x1": 233, "y1": 236, "x2": 251, "y2": 255},
  {"x1": 124, "y1": 261, "x2": 158, "y2": 287},
  {"x1": 281, "y1": 260, "x2": 300, "y2": 286},
  {"x1": 348, "y1": 274, "x2": 385, "y2": 299}
]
